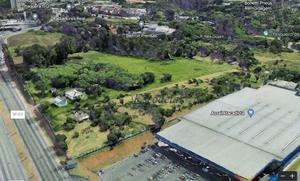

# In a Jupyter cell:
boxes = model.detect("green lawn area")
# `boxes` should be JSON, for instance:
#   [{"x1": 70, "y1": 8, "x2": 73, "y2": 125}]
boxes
[
  {"x1": 71, "y1": 51, "x2": 235, "y2": 92},
  {"x1": 254, "y1": 51, "x2": 300, "y2": 71},
  {"x1": 8, "y1": 31, "x2": 63, "y2": 64},
  {"x1": 8, "y1": 30, "x2": 62, "y2": 48}
]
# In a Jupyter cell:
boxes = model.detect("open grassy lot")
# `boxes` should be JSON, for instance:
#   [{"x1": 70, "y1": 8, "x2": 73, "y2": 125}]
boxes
[
  {"x1": 8, "y1": 30, "x2": 62, "y2": 48},
  {"x1": 8, "y1": 31, "x2": 62, "y2": 64},
  {"x1": 71, "y1": 51, "x2": 234, "y2": 92},
  {"x1": 57, "y1": 122, "x2": 109, "y2": 157},
  {"x1": 254, "y1": 51, "x2": 300, "y2": 71},
  {"x1": 70, "y1": 131, "x2": 156, "y2": 180}
]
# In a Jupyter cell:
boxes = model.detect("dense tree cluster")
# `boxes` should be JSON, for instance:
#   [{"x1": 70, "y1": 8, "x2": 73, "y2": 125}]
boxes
[
  {"x1": 87, "y1": 101, "x2": 134, "y2": 145},
  {"x1": 210, "y1": 71, "x2": 262, "y2": 97},
  {"x1": 30, "y1": 63, "x2": 156, "y2": 97},
  {"x1": 127, "y1": 84, "x2": 214, "y2": 131},
  {"x1": 23, "y1": 36, "x2": 77, "y2": 67},
  {"x1": 55, "y1": 134, "x2": 68, "y2": 150},
  {"x1": 269, "y1": 68, "x2": 300, "y2": 83},
  {"x1": 63, "y1": 117, "x2": 76, "y2": 131}
]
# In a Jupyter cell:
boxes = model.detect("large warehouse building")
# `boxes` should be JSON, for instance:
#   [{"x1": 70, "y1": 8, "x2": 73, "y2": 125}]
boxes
[{"x1": 156, "y1": 83, "x2": 300, "y2": 180}]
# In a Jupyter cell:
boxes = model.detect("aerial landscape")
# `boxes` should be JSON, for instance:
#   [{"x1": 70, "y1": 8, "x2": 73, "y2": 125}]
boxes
[{"x1": 0, "y1": 0, "x2": 300, "y2": 180}]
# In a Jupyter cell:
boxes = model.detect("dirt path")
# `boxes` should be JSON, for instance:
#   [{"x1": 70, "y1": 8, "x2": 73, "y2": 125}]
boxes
[
  {"x1": 118, "y1": 69, "x2": 238, "y2": 106},
  {"x1": 136, "y1": 69, "x2": 238, "y2": 94}
]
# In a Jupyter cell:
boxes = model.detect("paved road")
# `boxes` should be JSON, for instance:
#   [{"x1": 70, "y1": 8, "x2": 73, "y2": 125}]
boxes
[
  {"x1": 0, "y1": 116, "x2": 28, "y2": 181},
  {"x1": 0, "y1": 25, "x2": 41, "y2": 44},
  {"x1": 0, "y1": 29, "x2": 71, "y2": 180},
  {"x1": 0, "y1": 69, "x2": 71, "y2": 181},
  {"x1": 0, "y1": 34, "x2": 29, "y2": 181}
]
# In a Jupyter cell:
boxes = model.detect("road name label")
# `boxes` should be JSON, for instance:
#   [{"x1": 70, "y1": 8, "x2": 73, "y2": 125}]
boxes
[{"x1": 10, "y1": 110, "x2": 25, "y2": 120}]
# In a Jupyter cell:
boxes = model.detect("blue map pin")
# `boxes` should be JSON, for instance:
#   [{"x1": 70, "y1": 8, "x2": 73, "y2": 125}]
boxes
[{"x1": 247, "y1": 108, "x2": 255, "y2": 118}]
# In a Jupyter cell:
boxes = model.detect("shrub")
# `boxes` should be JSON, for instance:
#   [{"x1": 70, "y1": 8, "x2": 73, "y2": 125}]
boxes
[
  {"x1": 56, "y1": 134, "x2": 68, "y2": 150},
  {"x1": 141, "y1": 72, "x2": 155, "y2": 85},
  {"x1": 72, "y1": 131, "x2": 79, "y2": 138},
  {"x1": 160, "y1": 73, "x2": 172, "y2": 83}
]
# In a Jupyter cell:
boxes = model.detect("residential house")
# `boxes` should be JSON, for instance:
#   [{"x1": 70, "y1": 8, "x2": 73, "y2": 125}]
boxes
[
  {"x1": 65, "y1": 89, "x2": 84, "y2": 100},
  {"x1": 54, "y1": 96, "x2": 68, "y2": 108},
  {"x1": 125, "y1": 8, "x2": 147, "y2": 17},
  {"x1": 143, "y1": 24, "x2": 176, "y2": 35},
  {"x1": 73, "y1": 111, "x2": 90, "y2": 123}
]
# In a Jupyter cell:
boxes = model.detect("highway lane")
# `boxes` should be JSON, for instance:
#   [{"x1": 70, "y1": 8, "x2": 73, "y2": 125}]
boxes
[
  {"x1": 0, "y1": 28, "x2": 71, "y2": 181},
  {"x1": 0, "y1": 71, "x2": 71, "y2": 181},
  {"x1": 0, "y1": 116, "x2": 28, "y2": 181}
]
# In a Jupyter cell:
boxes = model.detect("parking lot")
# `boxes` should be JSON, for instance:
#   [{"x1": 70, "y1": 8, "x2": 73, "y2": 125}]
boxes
[{"x1": 99, "y1": 145, "x2": 235, "y2": 181}]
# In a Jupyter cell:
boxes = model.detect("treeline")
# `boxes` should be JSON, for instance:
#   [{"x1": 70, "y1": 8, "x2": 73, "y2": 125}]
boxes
[
  {"x1": 22, "y1": 36, "x2": 77, "y2": 68},
  {"x1": 269, "y1": 68, "x2": 300, "y2": 83},
  {"x1": 22, "y1": 19, "x2": 260, "y2": 71},
  {"x1": 127, "y1": 85, "x2": 214, "y2": 131}
]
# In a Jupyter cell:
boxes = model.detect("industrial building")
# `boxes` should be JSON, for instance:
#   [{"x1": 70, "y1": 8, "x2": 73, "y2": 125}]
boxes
[{"x1": 156, "y1": 83, "x2": 300, "y2": 180}]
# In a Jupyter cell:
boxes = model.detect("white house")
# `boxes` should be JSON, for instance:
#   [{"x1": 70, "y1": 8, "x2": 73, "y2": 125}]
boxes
[
  {"x1": 143, "y1": 24, "x2": 176, "y2": 35},
  {"x1": 74, "y1": 111, "x2": 90, "y2": 123},
  {"x1": 65, "y1": 89, "x2": 84, "y2": 100}
]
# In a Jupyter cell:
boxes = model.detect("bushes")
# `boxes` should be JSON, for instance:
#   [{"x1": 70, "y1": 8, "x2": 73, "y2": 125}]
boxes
[
  {"x1": 40, "y1": 101, "x2": 50, "y2": 112},
  {"x1": 32, "y1": 63, "x2": 155, "y2": 94},
  {"x1": 72, "y1": 131, "x2": 79, "y2": 138},
  {"x1": 56, "y1": 134, "x2": 68, "y2": 150},
  {"x1": 51, "y1": 75, "x2": 70, "y2": 89},
  {"x1": 269, "y1": 68, "x2": 300, "y2": 83},
  {"x1": 22, "y1": 36, "x2": 77, "y2": 68},
  {"x1": 160, "y1": 73, "x2": 172, "y2": 83},
  {"x1": 107, "y1": 127, "x2": 123, "y2": 146},
  {"x1": 270, "y1": 39, "x2": 283, "y2": 54},
  {"x1": 63, "y1": 117, "x2": 76, "y2": 131},
  {"x1": 141, "y1": 72, "x2": 155, "y2": 85}
]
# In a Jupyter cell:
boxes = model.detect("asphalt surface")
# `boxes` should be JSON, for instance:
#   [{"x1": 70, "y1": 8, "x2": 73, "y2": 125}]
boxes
[
  {"x1": 99, "y1": 148, "x2": 201, "y2": 181},
  {"x1": 0, "y1": 116, "x2": 28, "y2": 181},
  {"x1": 99, "y1": 146, "x2": 233, "y2": 181},
  {"x1": 0, "y1": 29, "x2": 71, "y2": 180},
  {"x1": 0, "y1": 68, "x2": 71, "y2": 181}
]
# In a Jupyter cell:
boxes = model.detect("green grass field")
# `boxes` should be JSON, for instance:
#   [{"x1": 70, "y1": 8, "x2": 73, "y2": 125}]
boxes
[
  {"x1": 8, "y1": 31, "x2": 63, "y2": 64},
  {"x1": 71, "y1": 51, "x2": 234, "y2": 92},
  {"x1": 254, "y1": 51, "x2": 300, "y2": 71},
  {"x1": 8, "y1": 30, "x2": 62, "y2": 48}
]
